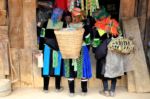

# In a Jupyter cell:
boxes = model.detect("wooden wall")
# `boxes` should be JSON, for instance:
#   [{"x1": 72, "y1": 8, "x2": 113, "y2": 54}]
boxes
[
  {"x1": 0, "y1": 0, "x2": 9, "y2": 79},
  {"x1": 136, "y1": 0, "x2": 150, "y2": 72},
  {"x1": 120, "y1": 0, "x2": 150, "y2": 72},
  {"x1": 8, "y1": 0, "x2": 37, "y2": 49},
  {"x1": 0, "y1": 0, "x2": 149, "y2": 92}
]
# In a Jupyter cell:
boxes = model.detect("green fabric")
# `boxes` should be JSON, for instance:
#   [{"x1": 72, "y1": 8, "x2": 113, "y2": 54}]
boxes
[
  {"x1": 47, "y1": 19, "x2": 63, "y2": 30},
  {"x1": 52, "y1": 50, "x2": 58, "y2": 68},
  {"x1": 64, "y1": 59, "x2": 70, "y2": 78},
  {"x1": 85, "y1": 33, "x2": 91, "y2": 45},
  {"x1": 40, "y1": 28, "x2": 45, "y2": 37},
  {"x1": 92, "y1": 38, "x2": 101, "y2": 47},
  {"x1": 72, "y1": 59, "x2": 77, "y2": 71},
  {"x1": 94, "y1": 7, "x2": 109, "y2": 20},
  {"x1": 77, "y1": 49, "x2": 83, "y2": 78}
]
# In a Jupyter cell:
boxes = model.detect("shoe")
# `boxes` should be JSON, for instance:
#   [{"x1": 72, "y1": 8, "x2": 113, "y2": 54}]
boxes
[
  {"x1": 69, "y1": 93, "x2": 75, "y2": 97},
  {"x1": 43, "y1": 89, "x2": 49, "y2": 93},
  {"x1": 103, "y1": 91, "x2": 109, "y2": 97},
  {"x1": 55, "y1": 87, "x2": 64, "y2": 92},
  {"x1": 81, "y1": 92, "x2": 87, "y2": 96},
  {"x1": 109, "y1": 91, "x2": 115, "y2": 97}
]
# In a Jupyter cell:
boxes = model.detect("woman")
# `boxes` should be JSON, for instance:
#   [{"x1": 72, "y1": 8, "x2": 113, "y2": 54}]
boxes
[
  {"x1": 63, "y1": 8, "x2": 92, "y2": 96},
  {"x1": 92, "y1": 7, "x2": 122, "y2": 97},
  {"x1": 42, "y1": 8, "x2": 64, "y2": 92}
]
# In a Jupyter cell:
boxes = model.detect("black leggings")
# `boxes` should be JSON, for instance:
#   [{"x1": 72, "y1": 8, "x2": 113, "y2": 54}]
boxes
[
  {"x1": 43, "y1": 76, "x2": 61, "y2": 90},
  {"x1": 68, "y1": 79, "x2": 88, "y2": 93}
]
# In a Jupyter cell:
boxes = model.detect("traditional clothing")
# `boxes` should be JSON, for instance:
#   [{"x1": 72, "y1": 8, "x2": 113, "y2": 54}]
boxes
[{"x1": 41, "y1": 8, "x2": 64, "y2": 91}]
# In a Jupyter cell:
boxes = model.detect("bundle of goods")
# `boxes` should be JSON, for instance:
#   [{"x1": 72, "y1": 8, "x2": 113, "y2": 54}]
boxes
[{"x1": 108, "y1": 38, "x2": 134, "y2": 54}]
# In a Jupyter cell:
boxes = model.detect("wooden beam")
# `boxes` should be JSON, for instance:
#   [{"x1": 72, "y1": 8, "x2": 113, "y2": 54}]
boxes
[
  {"x1": 0, "y1": 26, "x2": 8, "y2": 42},
  {"x1": 120, "y1": 0, "x2": 136, "y2": 18},
  {"x1": 20, "y1": 49, "x2": 34, "y2": 87},
  {"x1": 127, "y1": 71, "x2": 136, "y2": 92},
  {"x1": 0, "y1": 0, "x2": 6, "y2": 10},
  {"x1": 0, "y1": 46, "x2": 4, "y2": 78},
  {"x1": 123, "y1": 18, "x2": 150, "y2": 92},
  {"x1": 0, "y1": 10, "x2": 6, "y2": 26},
  {"x1": 0, "y1": 42, "x2": 9, "y2": 76},
  {"x1": 136, "y1": 0, "x2": 148, "y2": 44},
  {"x1": 22, "y1": 0, "x2": 37, "y2": 49},
  {"x1": 8, "y1": 0, "x2": 24, "y2": 48}
]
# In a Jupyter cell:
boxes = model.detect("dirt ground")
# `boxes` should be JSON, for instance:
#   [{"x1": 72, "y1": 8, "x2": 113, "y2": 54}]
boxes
[{"x1": 1, "y1": 87, "x2": 150, "y2": 99}]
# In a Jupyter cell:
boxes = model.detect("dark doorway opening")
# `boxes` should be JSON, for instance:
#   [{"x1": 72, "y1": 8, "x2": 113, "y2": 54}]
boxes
[{"x1": 99, "y1": 0, "x2": 120, "y2": 21}]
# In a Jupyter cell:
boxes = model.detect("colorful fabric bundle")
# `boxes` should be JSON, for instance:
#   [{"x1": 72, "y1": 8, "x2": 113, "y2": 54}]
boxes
[
  {"x1": 81, "y1": 0, "x2": 84, "y2": 10},
  {"x1": 86, "y1": 0, "x2": 99, "y2": 15},
  {"x1": 95, "y1": 17, "x2": 121, "y2": 36},
  {"x1": 55, "y1": 0, "x2": 68, "y2": 11},
  {"x1": 51, "y1": 8, "x2": 63, "y2": 26},
  {"x1": 68, "y1": 0, "x2": 75, "y2": 12}
]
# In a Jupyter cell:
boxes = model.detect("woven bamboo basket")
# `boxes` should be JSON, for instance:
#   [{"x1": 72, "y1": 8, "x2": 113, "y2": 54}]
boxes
[
  {"x1": 108, "y1": 38, "x2": 134, "y2": 54},
  {"x1": 55, "y1": 28, "x2": 84, "y2": 59}
]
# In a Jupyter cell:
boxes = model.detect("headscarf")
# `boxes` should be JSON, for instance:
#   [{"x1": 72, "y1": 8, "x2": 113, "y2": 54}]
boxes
[
  {"x1": 72, "y1": 7, "x2": 82, "y2": 17},
  {"x1": 71, "y1": 7, "x2": 84, "y2": 23},
  {"x1": 51, "y1": 8, "x2": 63, "y2": 26}
]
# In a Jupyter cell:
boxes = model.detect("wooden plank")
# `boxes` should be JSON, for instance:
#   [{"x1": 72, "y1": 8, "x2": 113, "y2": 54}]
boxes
[
  {"x1": 22, "y1": 0, "x2": 37, "y2": 49},
  {"x1": 32, "y1": 50, "x2": 43, "y2": 88},
  {"x1": 8, "y1": 0, "x2": 24, "y2": 48},
  {"x1": 145, "y1": 0, "x2": 150, "y2": 72},
  {"x1": 122, "y1": 18, "x2": 150, "y2": 92},
  {"x1": 0, "y1": 42, "x2": 9, "y2": 76},
  {"x1": 0, "y1": 48, "x2": 4, "y2": 78},
  {"x1": 127, "y1": 71, "x2": 136, "y2": 92},
  {"x1": 136, "y1": 0, "x2": 148, "y2": 44},
  {"x1": 10, "y1": 48, "x2": 21, "y2": 88},
  {"x1": 0, "y1": 10, "x2": 6, "y2": 26},
  {"x1": 120, "y1": 0, "x2": 136, "y2": 18},
  {"x1": 0, "y1": 0, "x2": 6, "y2": 10},
  {"x1": 0, "y1": 26, "x2": 8, "y2": 42},
  {"x1": 19, "y1": 49, "x2": 34, "y2": 87}
]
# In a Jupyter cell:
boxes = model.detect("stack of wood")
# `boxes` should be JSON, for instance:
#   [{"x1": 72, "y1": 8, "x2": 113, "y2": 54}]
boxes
[
  {"x1": 122, "y1": 18, "x2": 150, "y2": 92},
  {"x1": 0, "y1": 0, "x2": 9, "y2": 79}
]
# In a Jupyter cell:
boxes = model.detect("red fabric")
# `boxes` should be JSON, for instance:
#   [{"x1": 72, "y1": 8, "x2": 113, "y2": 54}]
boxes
[
  {"x1": 111, "y1": 26, "x2": 118, "y2": 36},
  {"x1": 55, "y1": 0, "x2": 68, "y2": 11},
  {"x1": 95, "y1": 17, "x2": 119, "y2": 36}
]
